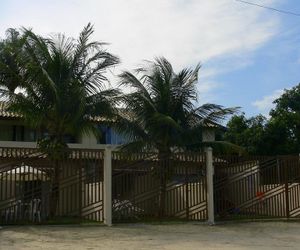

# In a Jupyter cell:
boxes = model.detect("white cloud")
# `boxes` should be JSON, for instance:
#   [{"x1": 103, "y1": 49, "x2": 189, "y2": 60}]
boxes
[
  {"x1": 197, "y1": 81, "x2": 221, "y2": 104},
  {"x1": 252, "y1": 89, "x2": 285, "y2": 115},
  {"x1": 0, "y1": 0, "x2": 280, "y2": 100}
]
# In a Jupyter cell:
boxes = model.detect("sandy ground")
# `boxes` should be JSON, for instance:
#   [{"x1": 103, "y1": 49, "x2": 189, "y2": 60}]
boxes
[{"x1": 1, "y1": 221, "x2": 300, "y2": 250}]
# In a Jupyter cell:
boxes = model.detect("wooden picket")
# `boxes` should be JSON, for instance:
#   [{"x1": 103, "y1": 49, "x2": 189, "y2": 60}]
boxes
[{"x1": 0, "y1": 147, "x2": 104, "y2": 224}]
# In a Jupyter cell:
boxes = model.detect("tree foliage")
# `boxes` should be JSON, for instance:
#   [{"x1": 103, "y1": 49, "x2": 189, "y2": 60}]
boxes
[
  {"x1": 0, "y1": 24, "x2": 120, "y2": 217},
  {"x1": 115, "y1": 57, "x2": 238, "y2": 154},
  {"x1": 0, "y1": 28, "x2": 27, "y2": 94},
  {"x1": 224, "y1": 114, "x2": 267, "y2": 154},
  {"x1": 224, "y1": 84, "x2": 300, "y2": 155},
  {"x1": 0, "y1": 24, "x2": 120, "y2": 155}
]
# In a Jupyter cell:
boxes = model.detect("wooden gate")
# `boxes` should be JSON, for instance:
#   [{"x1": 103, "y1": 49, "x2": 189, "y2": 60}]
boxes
[
  {"x1": 0, "y1": 147, "x2": 104, "y2": 224},
  {"x1": 112, "y1": 152, "x2": 207, "y2": 222},
  {"x1": 214, "y1": 155, "x2": 300, "y2": 220}
]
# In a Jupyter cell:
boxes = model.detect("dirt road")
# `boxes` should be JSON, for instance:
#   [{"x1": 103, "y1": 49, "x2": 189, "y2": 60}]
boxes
[{"x1": 1, "y1": 221, "x2": 300, "y2": 249}]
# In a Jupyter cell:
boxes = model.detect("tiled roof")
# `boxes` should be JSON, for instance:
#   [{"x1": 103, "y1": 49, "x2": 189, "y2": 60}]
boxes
[
  {"x1": 0, "y1": 101, "x2": 224, "y2": 129},
  {"x1": 0, "y1": 102, "x2": 127, "y2": 121},
  {"x1": 0, "y1": 102, "x2": 21, "y2": 118},
  {"x1": 90, "y1": 108, "x2": 133, "y2": 122}
]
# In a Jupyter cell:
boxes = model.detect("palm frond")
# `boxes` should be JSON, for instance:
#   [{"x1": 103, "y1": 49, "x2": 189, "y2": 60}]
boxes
[
  {"x1": 119, "y1": 140, "x2": 155, "y2": 153},
  {"x1": 0, "y1": 25, "x2": 120, "y2": 148},
  {"x1": 118, "y1": 57, "x2": 238, "y2": 153}
]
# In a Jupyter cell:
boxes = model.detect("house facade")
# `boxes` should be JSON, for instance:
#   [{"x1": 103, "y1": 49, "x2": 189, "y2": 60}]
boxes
[
  {"x1": 0, "y1": 101, "x2": 218, "y2": 223},
  {"x1": 0, "y1": 102, "x2": 127, "y2": 149},
  {"x1": 0, "y1": 102, "x2": 216, "y2": 149}
]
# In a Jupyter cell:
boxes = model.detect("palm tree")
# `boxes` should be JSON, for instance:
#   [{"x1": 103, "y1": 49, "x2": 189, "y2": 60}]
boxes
[
  {"x1": 0, "y1": 28, "x2": 27, "y2": 94},
  {"x1": 116, "y1": 57, "x2": 237, "y2": 216},
  {"x1": 0, "y1": 23, "x2": 120, "y2": 217},
  {"x1": 118, "y1": 57, "x2": 237, "y2": 152}
]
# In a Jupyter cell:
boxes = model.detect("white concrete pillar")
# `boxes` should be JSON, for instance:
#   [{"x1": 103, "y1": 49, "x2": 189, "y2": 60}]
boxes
[
  {"x1": 104, "y1": 146, "x2": 112, "y2": 226},
  {"x1": 205, "y1": 147, "x2": 215, "y2": 225}
]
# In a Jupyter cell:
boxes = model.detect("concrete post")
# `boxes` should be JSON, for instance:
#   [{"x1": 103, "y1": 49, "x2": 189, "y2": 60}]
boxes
[
  {"x1": 205, "y1": 147, "x2": 215, "y2": 225},
  {"x1": 104, "y1": 146, "x2": 112, "y2": 226}
]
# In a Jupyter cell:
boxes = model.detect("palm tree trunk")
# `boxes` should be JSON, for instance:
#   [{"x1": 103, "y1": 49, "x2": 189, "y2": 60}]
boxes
[
  {"x1": 158, "y1": 151, "x2": 169, "y2": 218},
  {"x1": 50, "y1": 159, "x2": 60, "y2": 218},
  {"x1": 47, "y1": 134, "x2": 68, "y2": 219}
]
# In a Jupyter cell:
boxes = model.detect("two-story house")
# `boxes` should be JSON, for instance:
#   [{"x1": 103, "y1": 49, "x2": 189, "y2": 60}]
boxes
[
  {"x1": 0, "y1": 101, "x2": 126, "y2": 149},
  {"x1": 0, "y1": 101, "x2": 219, "y2": 223},
  {"x1": 0, "y1": 101, "x2": 217, "y2": 150}
]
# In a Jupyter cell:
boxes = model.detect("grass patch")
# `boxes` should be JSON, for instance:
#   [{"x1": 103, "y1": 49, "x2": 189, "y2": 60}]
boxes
[{"x1": 2, "y1": 216, "x2": 103, "y2": 226}]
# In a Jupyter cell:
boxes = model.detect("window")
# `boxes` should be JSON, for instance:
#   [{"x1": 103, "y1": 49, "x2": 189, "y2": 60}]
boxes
[
  {"x1": 97, "y1": 125, "x2": 111, "y2": 144},
  {"x1": 14, "y1": 125, "x2": 24, "y2": 141},
  {"x1": 0, "y1": 124, "x2": 37, "y2": 142},
  {"x1": 110, "y1": 129, "x2": 128, "y2": 145},
  {"x1": 24, "y1": 128, "x2": 37, "y2": 142},
  {"x1": 97, "y1": 125, "x2": 128, "y2": 145},
  {"x1": 63, "y1": 134, "x2": 78, "y2": 143},
  {"x1": 0, "y1": 124, "x2": 14, "y2": 141}
]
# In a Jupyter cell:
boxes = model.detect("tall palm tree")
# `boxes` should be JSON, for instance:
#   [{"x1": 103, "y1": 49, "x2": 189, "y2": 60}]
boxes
[
  {"x1": 117, "y1": 57, "x2": 237, "y2": 216},
  {"x1": 117, "y1": 57, "x2": 237, "y2": 153},
  {"x1": 0, "y1": 23, "x2": 120, "y2": 217},
  {"x1": 0, "y1": 28, "x2": 27, "y2": 94}
]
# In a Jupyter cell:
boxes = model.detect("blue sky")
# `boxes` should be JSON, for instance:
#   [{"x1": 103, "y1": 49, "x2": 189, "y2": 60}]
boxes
[
  {"x1": 0, "y1": 0, "x2": 299, "y2": 118},
  {"x1": 214, "y1": 1, "x2": 300, "y2": 117}
]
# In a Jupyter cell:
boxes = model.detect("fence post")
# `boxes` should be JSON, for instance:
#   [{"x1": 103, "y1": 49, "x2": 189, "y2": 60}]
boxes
[
  {"x1": 283, "y1": 158, "x2": 290, "y2": 219},
  {"x1": 104, "y1": 145, "x2": 112, "y2": 226},
  {"x1": 78, "y1": 151, "x2": 83, "y2": 219},
  {"x1": 205, "y1": 147, "x2": 215, "y2": 225}
]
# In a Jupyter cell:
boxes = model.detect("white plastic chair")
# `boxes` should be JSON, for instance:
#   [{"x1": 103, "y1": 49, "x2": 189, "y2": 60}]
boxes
[
  {"x1": 5, "y1": 200, "x2": 21, "y2": 222},
  {"x1": 30, "y1": 199, "x2": 41, "y2": 222}
]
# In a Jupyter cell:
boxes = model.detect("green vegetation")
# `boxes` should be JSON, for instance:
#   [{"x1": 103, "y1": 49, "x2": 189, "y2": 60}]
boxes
[
  {"x1": 0, "y1": 24, "x2": 120, "y2": 217},
  {"x1": 115, "y1": 58, "x2": 237, "y2": 216},
  {"x1": 5, "y1": 23, "x2": 300, "y2": 219},
  {"x1": 0, "y1": 24, "x2": 119, "y2": 152},
  {"x1": 0, "y1": 25, "x2": 237, "y2": 155},
  {"x1": 224, "y1": 84, "x2": 300, "y2": 155},
  {"x1": 116, "y1": 57, "x2": 237, "y2": 154}
]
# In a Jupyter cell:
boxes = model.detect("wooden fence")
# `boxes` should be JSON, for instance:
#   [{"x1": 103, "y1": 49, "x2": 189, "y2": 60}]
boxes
[
  {"x1": 214, "y1": 155, "x2": 300, "y2": 220},
  {"x1": 1, "y1": 146, "x2": 300, "y2": 225},
  {"x1": 0, "y1": 147, "x2": 104, "y2": 224},
  {"x1": 112, "y1": 152, "x2": 207, "y2": 222}
]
